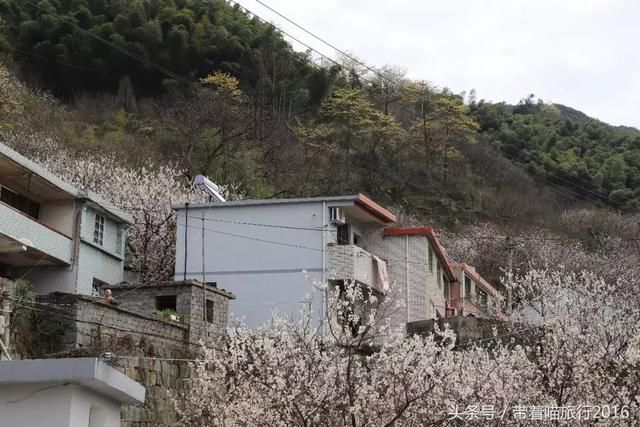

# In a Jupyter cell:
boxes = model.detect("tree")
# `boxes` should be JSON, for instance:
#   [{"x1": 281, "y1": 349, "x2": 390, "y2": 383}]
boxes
[{"x1": 175, "y1": 270, "x2": 640, "y2": 425}]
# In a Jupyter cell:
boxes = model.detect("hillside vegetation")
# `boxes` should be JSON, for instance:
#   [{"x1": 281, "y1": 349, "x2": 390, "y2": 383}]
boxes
[{"x1": 2, "y1": 0, "x2": 640, "y2": 224}]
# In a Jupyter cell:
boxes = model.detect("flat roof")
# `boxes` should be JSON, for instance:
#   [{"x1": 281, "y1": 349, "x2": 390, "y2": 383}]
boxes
[
  {"x1": 0, "y1": 141, "x2": 133, "y2": 225},
  {"x1": 174, "y1": 193, "x2": 397, "y2": 224},
  {"x1": 110, "y1": 280, "x2": 236, "y2": 299},
  {"x1": 173, "y1": 194, "x2": 361, "y2": 210},
  {"x1": 0, "y1": 357, "x2": 145, "y2": 404}
]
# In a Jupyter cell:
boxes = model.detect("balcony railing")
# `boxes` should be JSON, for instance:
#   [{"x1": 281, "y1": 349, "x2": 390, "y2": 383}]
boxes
[
  {"x1": 0, "y1": 202, "x2": 73, "y2": 265},
  {"x1": 327, "y1": 244, "x2": 380, "y2": 289}
]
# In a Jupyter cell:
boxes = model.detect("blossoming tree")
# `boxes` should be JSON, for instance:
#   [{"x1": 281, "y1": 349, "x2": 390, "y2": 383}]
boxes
[{"x1": 176, "y1": 270, "x2": 640, "y2": 426}]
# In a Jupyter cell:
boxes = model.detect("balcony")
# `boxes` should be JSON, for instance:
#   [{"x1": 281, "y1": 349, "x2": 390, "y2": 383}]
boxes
[
  {"x1": 0, "y1": 202, "x2": 73, "y2": 266},
  {"x1": 327, "y1": 244, "x2": 382, "y2": 291}
]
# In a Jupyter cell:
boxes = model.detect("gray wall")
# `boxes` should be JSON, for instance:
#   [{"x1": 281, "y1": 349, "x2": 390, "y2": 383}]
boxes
[
  {"x1": 175, "y1": 201, "x2": 330, "y2": 327},
  {"x1": 16, "y1": 204, "x2": 126, "y2": 295}
]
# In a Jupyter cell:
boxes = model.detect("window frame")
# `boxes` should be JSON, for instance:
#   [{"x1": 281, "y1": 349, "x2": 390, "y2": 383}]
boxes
[
  {"x1": 337, "y1": 223, "x2": 351, "y2": 245},
  {"x1": 94, "y1": 213, "x2": 105, "y2": 246},
  {"x1": 477, "y1": 287, "x2": 488, "y2": 308},
  {"x1": 464, "y1": 275, "x2": 472, "y2": 300}
]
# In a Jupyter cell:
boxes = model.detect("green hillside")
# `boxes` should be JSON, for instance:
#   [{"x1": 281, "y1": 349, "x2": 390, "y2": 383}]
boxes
[{"x1": 1, "y1": 0, "x2": 639, "y2": 223}]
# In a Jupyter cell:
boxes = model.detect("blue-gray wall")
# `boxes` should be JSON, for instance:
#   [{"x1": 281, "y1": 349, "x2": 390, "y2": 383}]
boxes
[
  {"x1": 17, "y1": 205, "x2": 126, "y2": 295},
  {"x1": 175, "y1": 201, "x2": 332, "y2": 327}
]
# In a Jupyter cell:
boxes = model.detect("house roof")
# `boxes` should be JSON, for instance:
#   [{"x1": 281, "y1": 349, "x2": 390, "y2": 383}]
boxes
[
  {"x1": 0, "y1": 357, "x2": 145, "y2": 404},
  {"x1": 174, "y1": 193, "x2": 397, "y2": 224},
  {"x1": 383, "y1": 227, "x2": 457, "y2": 282},
  {"x1": 0, "y1": 142, "x2": 133, "y2": 225},
  {"x1": 449, "y1": 262, "x2": 498, "y2": 296}
]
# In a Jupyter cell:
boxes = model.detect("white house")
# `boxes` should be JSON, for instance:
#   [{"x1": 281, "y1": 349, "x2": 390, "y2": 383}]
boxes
[
  {"x1": 0, "y1": 357, "x2": 145, "y2": 427},
  {"x1": 174, "y1": 194, "x2": 397, "y2": 327},
  {"x1": 365, "y1": 227, "x2": 459, "y2": 330},
  {"x1": 0, "y1": 142, "x2": 133, "y2": 295}
]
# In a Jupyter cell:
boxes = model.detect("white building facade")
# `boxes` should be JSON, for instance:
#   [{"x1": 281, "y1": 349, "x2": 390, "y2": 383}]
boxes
[
  {"x1": 0, "y1": 358, "x2": 145, "y2": 427},
  {"x1": 174, "y1": 194, "x2": 397, "y2": 327},
  {"x1": 0, "y1": 142, "x2": 132, "y2": 295}
]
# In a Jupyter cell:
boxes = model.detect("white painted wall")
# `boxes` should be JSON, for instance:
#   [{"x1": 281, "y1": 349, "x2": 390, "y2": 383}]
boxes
[{"x1": 0, "y1": 383, "x2": 121, "y2": 427}]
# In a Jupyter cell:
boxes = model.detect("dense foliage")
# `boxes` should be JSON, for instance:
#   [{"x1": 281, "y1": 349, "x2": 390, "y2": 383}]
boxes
[
  {"x1": 0, "y1": 0, "x2": 332, "y2": 110},
  {"x1": 472, "y1": 96, "x2": 640, "y2": 211},
  {"x1": 2, "y1": 0, "x2": 640, "y2": 223}
]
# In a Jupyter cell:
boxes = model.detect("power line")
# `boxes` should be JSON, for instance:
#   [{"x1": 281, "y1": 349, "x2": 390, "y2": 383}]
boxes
[
  {"x1": 244, "y1": 0, "x2": 640, "y2": 214},
  {"x1": 252, "y1": 0, "x2": 403, "y2": 89},
  {"x1": 225, "y1": 0, "x2": 382, "y2": 88},
  {"x1": 495, "y1": 147, "x2": 631, "y2": 213}
]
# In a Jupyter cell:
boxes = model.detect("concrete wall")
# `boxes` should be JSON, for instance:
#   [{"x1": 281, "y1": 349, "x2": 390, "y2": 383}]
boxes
[
  {"x1": 327, "y1": 244, "x2": 378, "y2": 287},
  {"x1": 0, "y1": 202, "x2": 73, "y2": 264},
  {"x1": 11, "y1": 204, "x2": 127, "y2": 296},
  {"x1": 0, "y1": 383, "x2": 122, "y2": 427},
  {"x1": 451, "y1": 266, "x2": 496, "y2": 318},
  {"x1": 76, "y1": 243, "x2": 125, "y2": 295},
  {"x1": 407, "y1": 317, "x2": 536, "y2": 348},
  {"x1": 175, "y1": 201, "x2": 329, "y2": 327},
  {"x1": 38, "y1": 199, "x2": 77, "y2": 237},
  {"x1": 81, "y1": 207, "x2": 125, "y2": 258}
]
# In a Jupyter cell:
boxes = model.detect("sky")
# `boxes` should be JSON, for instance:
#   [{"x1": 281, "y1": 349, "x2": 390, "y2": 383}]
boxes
[{"x1": 239, "y1": 0, "x2": 640, "y2": 128}]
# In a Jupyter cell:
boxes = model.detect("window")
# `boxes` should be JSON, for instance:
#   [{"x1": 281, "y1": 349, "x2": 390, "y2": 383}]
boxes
[
  {"x1": 353, "y1": 233, "x2": 361, "y2": 246},
  {"x1": 206, "y1": 299, "x2": 214, "y2": 323},
  {"x1": 477, "y1": 288, "x2": 488, "y2": 309},
  {"x1": 92, "y1": 278, "x2": 106, "y2": 297},
  {"x1": 0, "y1": 185, "x2": 40, "y2": 219},
  {"x1": 337, "y1": 223, "x2": 350, "y2": 245},
  {"x1": 428, "y1": 246, "x2": 434, "y2": 273},
  {"x1": 155, "y1": 295, "x2": 177, "y2": 311},
  {"x1": 464, "y1": 275, "x2": 472, "y2": 299},
  {"x1": 94, "y1": 214, "x2": 105, "y2": 246},
  {"x1": 436, "y1": 263, "x2": 442, "y2": 288}
]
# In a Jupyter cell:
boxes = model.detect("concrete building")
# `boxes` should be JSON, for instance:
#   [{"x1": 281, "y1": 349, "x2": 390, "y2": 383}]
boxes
[
  {"x1": 0, "y1": 142, "x2": 133, "y2": 295},
  {"x1": 173, "y1": 194, "x2": 501, "y2": 329},
  {"x1": 174, "y1": 194, "x2": 397, "y2": 327},
  {"x1": 0, "y1": 357, "x2": 145, "y2": 427},
  {"x1": 449, "y1": 263, "x2": 500, "y2": 318},
  {"x1": 366, "y1": 227, "x2": 458, "y2": 331}
]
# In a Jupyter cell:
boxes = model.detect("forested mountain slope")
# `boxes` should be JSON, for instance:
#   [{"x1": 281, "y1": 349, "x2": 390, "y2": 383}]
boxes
[{"x1": 1, "y1": 0, "x2": 639, "y2": 225}]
